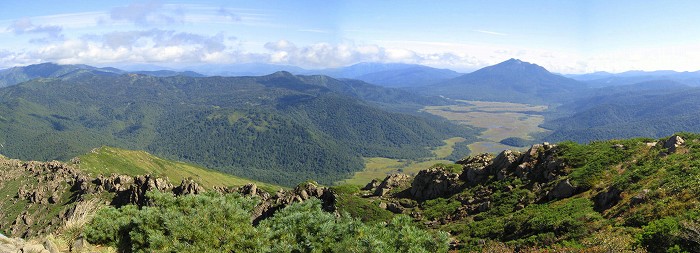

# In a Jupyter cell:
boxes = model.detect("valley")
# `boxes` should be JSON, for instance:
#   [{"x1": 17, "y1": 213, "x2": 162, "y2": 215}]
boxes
[
  {"x1": 3, "y1": 1, "x2": 700, "y2": 252},
  {"x1": 422, "y1": 100, "x2": 550, "y2": 154}
]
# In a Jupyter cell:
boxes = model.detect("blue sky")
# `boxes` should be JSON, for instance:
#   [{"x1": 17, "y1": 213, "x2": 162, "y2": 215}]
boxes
[{"x1": 1, "y1": 0, "x2": 699, "y2": 73}]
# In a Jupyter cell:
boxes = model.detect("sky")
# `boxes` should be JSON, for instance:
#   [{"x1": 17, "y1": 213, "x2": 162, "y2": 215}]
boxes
[{"x1": 1, "y1": 0, "x2": 700, "y2": 74}]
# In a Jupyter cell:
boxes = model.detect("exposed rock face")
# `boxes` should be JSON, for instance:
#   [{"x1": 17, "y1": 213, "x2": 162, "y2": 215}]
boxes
[
  {"x1": 0, "y1": 235, "x2": 57, "y2": 253},
  {"x1": 173, "y1": 178, "x2": 205, "y2": 196},
  {"x1": 458, "y1": 143, "x2": 564, "y2": 186},
  {"x1": 630, "y1": 189, "x2": 651, "y2": 206},
  {"x1": 547, "y1": 179, "x2": 576, "y2": 200},
  {"x1": 362, "y1": 179, "x2": 380, "y2": 191},
  {"x1": 457, "y1": 153, "x2": 494, "y2": 183},
  {"x1": 2, "y1": 154, "x2": 342, "y2": 239},
  {"x1": 227, "y1": 181, "x2": 337, "y2": 225},
  {"x1": 593, "y1": 187, "x2": 622, "y2": 212},
  {"x1": 367, "y1": 174, "x2": 411, "y2": 197},
  {"x1": 663, "y1": 135, "x2": 685, "y2": 153},
  {"x1": 409, "y1": 168, "x2": 461, "y2": 200},
  {"x1": 513, "y1": 143, "x2": 566, "y2": 183}
]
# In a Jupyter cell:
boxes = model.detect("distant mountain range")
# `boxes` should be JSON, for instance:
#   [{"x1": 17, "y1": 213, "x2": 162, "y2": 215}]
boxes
[
  {"x1": 0, "y1": 63, "x2": 205, "y2": 88},
  {"x1": 0, "y1": 67, "x2": 478, "y2": 186},
  {"x1": 4, "y1": 60, "x2": 700, "y2": 149},
  {"x1": 415, "y1": 58, "x2": 586, "y2": 104},
  {"x1": 541, "y1": 85, "x2": 700, "y2": 142},
  {"x1": 567, "y1": 70, "x2": 700, "y2": 87}
]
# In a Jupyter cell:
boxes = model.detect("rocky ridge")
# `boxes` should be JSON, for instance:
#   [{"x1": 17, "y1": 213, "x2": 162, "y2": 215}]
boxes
[
  {"x1": 359, "y1": 135, "x2": 689, "y2": 228},
  {"x1": 0, "y1": 156, "x2": 336, "y2": 243}
]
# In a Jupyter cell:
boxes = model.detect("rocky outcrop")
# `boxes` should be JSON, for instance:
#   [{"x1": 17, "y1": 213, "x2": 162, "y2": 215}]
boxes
[
  {"x1": 362, "y1": 179, "x2": 380, "y2": 191},
  {"x1": 173, "y1": 178, "x2": 205, "y2": 196},
  {"x1": 630, "y1": 189, "x2": 651, "y2": 206},
  {"x1": 2, "y1": 154, "x2": 342, "y2": 239},
  {"x1": 513, "y1": 143, "x2": 566, "y2": 183},
  {"x1": 547, "y1": 179, "x2": 576, "y2": 200},
  {"x1": 0, "y1": 235, "x2": 58, "y2": 253},
  {"x1": 457, "y1": 143, "x2": 565, "y2": 187},
  {"x1": 364, "y1": 174, "x2": 411, "y2": 197},
  {"x1": 593, "y1": 187, "x2": 622, "y2": 212},
  {"x1": 409, "y1": 168, "x2": 462, "y2": 200},
  {"x1": 228, "y1": 181, "x2": 337, "y2": 225},
  {"x1": 663, "y1": 135, "x2": 685, "y2": 153},
  {"x1": 457, "y1": 153, "x2": 494, "y2": 184}
]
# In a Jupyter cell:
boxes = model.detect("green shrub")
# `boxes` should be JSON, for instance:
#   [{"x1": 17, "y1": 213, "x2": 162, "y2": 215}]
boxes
[
  {"x1": 335, "y1": 193, "x2": 394, "y2": 223},
  {"x1": 638, "y1": 217, "x2": 682, "y2": 252},
  {"x1": 330, "y1": 184, "x2": 361, "y2": 195},
  {"x1": 422, "y1": 198, "x2": 461, "y2": 220},
  {"x1": 85, "y1": 191, "x2": 447, "y2": 252},
  {"x1": 430, "y1": 163, "x2": 462, "y2": 174},
  {"x1": 457, "y1": 198, "x2": 603, "y2": 248},
  {"x1": 85, "y1": 191, "x2": 265, "y2": 252},
  {"x1": 260, "y1": 199, "x2": 449, "y2": 253},
  {"x1": 558, "y1": 140, "x2": 639, "y2": 189}
]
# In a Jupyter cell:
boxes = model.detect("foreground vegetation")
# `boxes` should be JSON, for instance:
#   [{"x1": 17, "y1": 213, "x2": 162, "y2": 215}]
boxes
[
  {"x1": 85, "y1": 192, "x2": 449, "y2": 253},
  {"x1": 5, "y1": 133, "x2": 700, "y2": 252}
]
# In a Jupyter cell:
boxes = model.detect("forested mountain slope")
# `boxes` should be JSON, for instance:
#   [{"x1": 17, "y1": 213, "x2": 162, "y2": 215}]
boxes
[
  {"x1": 542, "y1": 87, "x2": 700, "y2": 143},
  {"x1": 0, "y1": 71, "x2": 479, "y2": 186}
]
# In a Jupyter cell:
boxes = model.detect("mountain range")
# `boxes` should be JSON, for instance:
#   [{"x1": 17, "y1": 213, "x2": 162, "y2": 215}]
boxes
[
  {"x1": 0, "y1": 68, "x2": 479, "y2": 186},
  {"x1": 415, "y1": 58, "x2": 586, "y2": 104},
  {"x1": 4, "y1": 59, "x2": 700, "y2": 154}
]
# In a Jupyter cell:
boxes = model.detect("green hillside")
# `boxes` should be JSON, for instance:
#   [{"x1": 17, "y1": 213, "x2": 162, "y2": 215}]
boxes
[
  {"x1": 542, "y1": 87, "x2": 700, "y2": 143},
  {"x1": 0, "y1": 71, "x2": 479, "y2": 186},
  {"x1": 77, "y1": 146, "x2": 282, "y2": 192}
]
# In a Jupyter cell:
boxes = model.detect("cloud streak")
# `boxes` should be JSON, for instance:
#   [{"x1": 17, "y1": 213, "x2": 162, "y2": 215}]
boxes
[
  {"x1": 109, "y1": 1, "x2": 184, "y2": 26},
  {"x1": 473, "y1": 29, "x2": 507, "y2": 36},
  {"x1": 6, "y1": 18, "x2": 64, "y2": 40}
]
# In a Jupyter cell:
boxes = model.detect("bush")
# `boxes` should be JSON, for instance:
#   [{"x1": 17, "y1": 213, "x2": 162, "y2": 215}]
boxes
[
  {"x1": 260, "y1": 199, "x2": 449, "y2": 253},
  {"x1": 335, "y1": 193, "x2": 394, "y2": 223},
  {"x1": 430, "y1": 163, "x2": 462, "y2": 174},
  {"x1": 85, "y1": 191, "x2": 448, "y2": 252},
  {"x1": 457, "y1": 198, "x2": 603, "y2": 248},
  {"x1": 86, "y1": 191, "x2": 265, "y2": 252},
  {"x1": 422, "y1": 198, "x2": 461, "y2": 220}
]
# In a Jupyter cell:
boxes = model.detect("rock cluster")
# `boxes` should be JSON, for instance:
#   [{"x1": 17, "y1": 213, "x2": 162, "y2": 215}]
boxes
[
  {"x1": 661, "y1": 135, "x2": 685, "y2": 154},
  {"x1": 2, "y1": 154, "x2": 342, "y2": 240},
  {"x1": 0, "y1": 156, "x2": 215, "y2": 238},
  {"x1": 363, "y1": 174, "x2": 411, "y2": 197},
  {"x1": 409, "y1": 168, "x2": 462, "y2": 201},
  {"x1": 0, "y1": 234, "x2": 60, "y2": 253},
  {"x1": 219, "y1": 182, "x2": 336, "y2": 224},
  {"x1": 356, "y1": 143, "x2": 570, "y2": 218}
]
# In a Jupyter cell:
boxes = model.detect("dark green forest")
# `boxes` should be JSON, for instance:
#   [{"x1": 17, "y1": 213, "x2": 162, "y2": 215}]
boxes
[
  {"x1": 541, "y1": 88, "x2": 700, "y2": 143},
  {"x1": 0, "y1": 71, "x2": 480, "y2": 186}
]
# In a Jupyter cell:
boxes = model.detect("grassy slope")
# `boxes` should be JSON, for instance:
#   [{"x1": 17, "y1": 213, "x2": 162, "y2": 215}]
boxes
[{"x1": 77, "y1": 146, "x2": 283, "y2": 192}]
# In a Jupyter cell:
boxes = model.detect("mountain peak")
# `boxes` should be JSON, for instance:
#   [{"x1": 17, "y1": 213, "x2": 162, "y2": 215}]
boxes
[
  {"x1": 266, "y1": 71, "x2": 296, "y2": 78},
  {"x1": 504, "y1": 58, "x2": 524, "y2": 64},
  {"x1": 481, "y1": 58, "x2": 551, "y2": 74}
]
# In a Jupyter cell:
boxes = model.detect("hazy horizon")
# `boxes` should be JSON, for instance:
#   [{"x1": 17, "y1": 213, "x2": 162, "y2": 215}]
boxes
[{"x1": 2, "y1": 1, "x2": 700, "y2": 74}]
